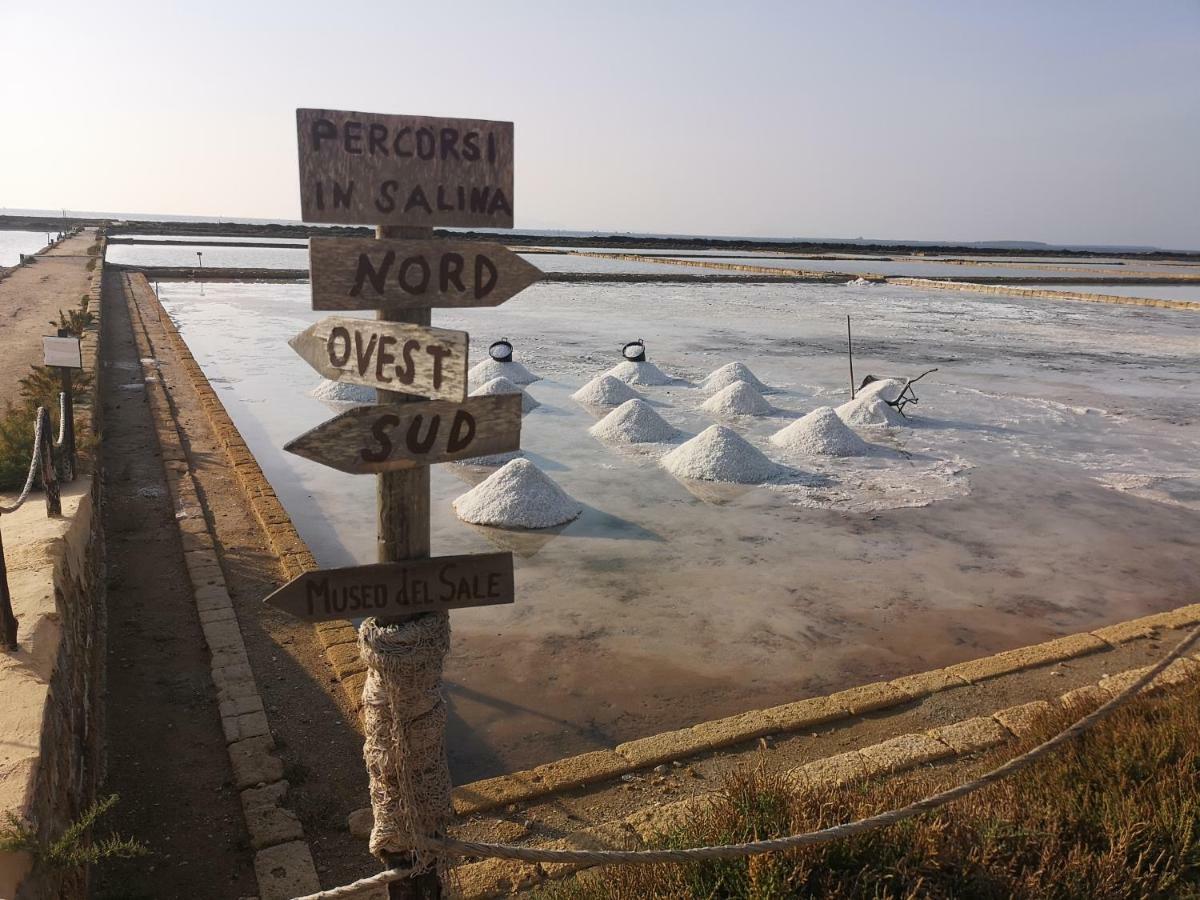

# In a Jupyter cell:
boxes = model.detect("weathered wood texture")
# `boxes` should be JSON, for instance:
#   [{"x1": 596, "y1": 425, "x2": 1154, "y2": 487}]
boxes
[
  {"x1": 286, "y1": 392, "x2": 522, "y2": 474},
  {"x1": 289, "y1": 315, "x2": 469, "y2": 402},
  {"x1": 309, "y1": 237, "x2": 543, "y2": 310},
  {"x1": 296, "y1": 109, "x2": 514, "y2": 228},
  {"x1": 263, "y1": 552, "x2": 514, "y2": 621}
]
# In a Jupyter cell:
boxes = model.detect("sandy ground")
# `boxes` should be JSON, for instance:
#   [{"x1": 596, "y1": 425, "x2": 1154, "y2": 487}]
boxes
[
  {"x1": 151, "y1": 274, "x2": 1200, "y2": 786},
  {"x1": 0, "y1": 230, "x2": 96, "y2": 404}
]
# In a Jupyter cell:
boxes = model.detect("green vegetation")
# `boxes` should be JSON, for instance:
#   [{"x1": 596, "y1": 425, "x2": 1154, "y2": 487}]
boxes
[
  {"x1": 0, "y1": 794, "x2": 146, "y2": 873},
  {"x1": 0, "y1": 403, "x2": 37, "y2": 490},
  {"x1": 540, "y1": 682, "x2": 1200, "y2": 899}
]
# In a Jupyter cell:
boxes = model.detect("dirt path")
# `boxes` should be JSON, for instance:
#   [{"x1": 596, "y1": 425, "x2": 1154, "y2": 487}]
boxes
[
  {"x1": 93, "y1": 270, "x2": 256, "y2": 899},
  {"x1": 122, "y1": 275, "x2": 377, "y2": 889},
  {"x1": 0, "y1": 230, "x2": 97, "y2": 404}
]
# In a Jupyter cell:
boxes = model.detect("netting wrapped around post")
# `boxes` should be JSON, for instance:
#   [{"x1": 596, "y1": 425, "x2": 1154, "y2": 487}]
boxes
[{"x1": 358, "y1": 613, "x2": 452, "y2": 878}]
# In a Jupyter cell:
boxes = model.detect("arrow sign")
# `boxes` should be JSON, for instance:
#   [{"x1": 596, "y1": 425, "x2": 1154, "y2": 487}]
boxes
[
  {"x1": 285, "y1": 393, "x2": 521, "y2": 473},
  {"x1": 290, "y1": 316, "x2": 469, "y2": 402},
  {"x1": 309, "y1": 237, "x2": 543, "y2": 311},
  {"x1": 264, "y1": 552, "x2": 514, "y2": 621}
]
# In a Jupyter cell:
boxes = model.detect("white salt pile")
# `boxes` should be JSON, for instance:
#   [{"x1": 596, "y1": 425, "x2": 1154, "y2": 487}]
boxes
[
  {"x1": 836, "y1": 395, "x2": 905, "y2": 427},
  {"x1": 452, "y1": 458, "x2": 582, "y2": 529},
  {"x1": 589, "y1": 399, "x2": 677, "y2": 444},
  {"x1": 661, "y1": 425, "x2": 782, "y2": 483},
  {"x1": 701, "y1": 361, "x2": 770, "y2": 393},
  {"x1": 468, "y1": 357, "x2": 540, "y2": 387},
  {"x1": 701, "y1": 380, "x2": 772, "y2": 417},
  {"x1": 572, "y1": 374, "x2": 642, "y2": 407},
  {"x1": 471, "y1": 376, "x2": 539, "y2": 413},
  {"x1": 310, "y1": 379, "x2": 376, "y2": 404},
  {"x1": 770, "y1": 406, "x2": 871, "y2": 456},
  {"x1": 603, "y1": 359, "x2": 675, "y2": 386},
  {"x1": 846, "y1": 277, "x2": 872, "y2": 286},
  {"x1": 856, "y1": 377, "x2": 907, "y2": 404}
]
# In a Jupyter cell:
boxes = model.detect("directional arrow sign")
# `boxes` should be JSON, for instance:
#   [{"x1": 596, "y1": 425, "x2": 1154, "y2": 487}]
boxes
[
  {"x1": 290, "y1": 316, "x2": 469, "y2": 402},
  {"x1": 264, "y1": 552, "x2": 514, "y2": 621},
  {"x1": 309, "y1": 237, "x2": 543, "y2": 311},
  {"x1": 285, "y1": 393, "x2": 521, "y2": 474}
]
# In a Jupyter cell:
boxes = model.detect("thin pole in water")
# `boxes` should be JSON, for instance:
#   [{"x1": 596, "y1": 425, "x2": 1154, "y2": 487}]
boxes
[{"x1": 847, "y1": 314, "x2": 856, "y2": 399}]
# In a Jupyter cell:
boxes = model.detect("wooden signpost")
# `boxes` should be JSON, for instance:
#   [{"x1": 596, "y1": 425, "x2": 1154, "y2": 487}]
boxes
[
  {"x1": 289, "y1": 315, "x2": 470, "y2": 402},
  {"x1": 279, "y1": 107, "x2": 540, "y2": 898},
  {"x1": 309, "y1": 237, "x2": 542, "y2": 310},
  {"x1": 264, "y1": 553, "x2": 514, "y2": 621},
  {"x1": 44, "y1": 331, "x2": 82, "y2": 482},
  {"x1": 284, "y1": 394, "x2": 522, "y2": 473},
  {"x1": 296, "y1": 109, "x2": 514, "y2": 228}
]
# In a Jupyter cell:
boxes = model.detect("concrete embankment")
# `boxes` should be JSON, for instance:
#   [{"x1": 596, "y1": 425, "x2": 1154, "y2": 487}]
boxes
[
  {"x1": 0, "y1": 230, "x2": 105, "y2": 900},
  {"x1": 888, "y1": 277, "x2": 1200, "y2": 311}
]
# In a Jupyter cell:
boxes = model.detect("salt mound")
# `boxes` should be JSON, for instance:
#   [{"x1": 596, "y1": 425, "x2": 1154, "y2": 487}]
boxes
[
  {"x1": 770, "y1": 406, "x2": 870, "y2": 456},
  {"x1": 701, "y1": 381, "x2": 772, "y2": 417},
  {"x1": 589, "y1": 399, "x2": 677, "y2": 444},
  {"x1": 471, "y1": 376, "x2": 539, "y2": 413},
  {"x1": 836, "y1": 395, "x2": 904, "y2": 427},
  {"x1": 311, "y1": 379, "x2": 376, "y2": 404},
  {"x1": 857, "y1": 378, "x2": 907, "y2": 404},
  {"x1": 603, "y1": 359, "x2": 674, "y2": 386},
  {"x1": 468, "y1": 357, "x2": 540, "y2": 387},
  {"x1": 661, "y1": 425, "x2": 782, "y2": 484},
  {"x1": 846, "y1": 277, "x2": 872, "y2": 286},
  {"x1": 702, "y1": 362, "x2": 769, "y2": 393},
  {"x1": 452, "y1": 458, "x2": 582, "y2": 529},
  {"x1": 572, "y1": 374, "x2": 641, "y2": 407}
]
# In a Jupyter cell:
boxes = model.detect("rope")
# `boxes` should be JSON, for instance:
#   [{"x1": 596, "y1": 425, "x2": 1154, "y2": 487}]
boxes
[
  {"x1": 0, "y1": 406, "x2": 49, "y2": 514},
  {"x1": 54, "y1": 391, "x2": 66, "y2": 447},
  {"x1": 292, "y1": 619, "x2": 1200, "y2": 899}
]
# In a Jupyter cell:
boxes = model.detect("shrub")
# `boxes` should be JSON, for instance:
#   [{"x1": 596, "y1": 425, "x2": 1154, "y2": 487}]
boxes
[
  {"x1": 0, "y1": 403, "x2": 36, "y2": 491},
  {"x1": 0, "y1": 794, "x2": 146, "y2": 873}
]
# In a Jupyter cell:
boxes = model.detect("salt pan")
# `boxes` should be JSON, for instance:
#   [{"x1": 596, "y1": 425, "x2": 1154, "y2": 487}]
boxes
[
  {"x1": 310, "y1": 379, "x2": 376, "y2": 404},
  {"x1": 603, "y1": 359, "x2": 675, "y2": 386},
  {"x1": 572, "y1": 374, "x2": 642, "y2": 407},
  {"x1": 701, "y1": 362, "x2": 770, "y2": 393},
  {"x1": 471, "y1": 376, "x2": 539, "y2": 413},
  {"x1": 469, "y1": 357, "x2": 540, "y2": 387},
  {"x1": 770, "y1": 406, "x2": 871, "y2": 456},
  {"x1": 452, "y1": 458, "x2": 582, "y2": 529},
  {"x1": 835, "y1": 395, "x2": 904, "y2": 427},
  {"x1": 589, "y1": 399, "x2": 677, "y2": 444},
  {"x1": 701, "y1": 380, "x2": 772, "y2": 417},
  {"x1": 661, "y1": 425, "x2": 782, "y2": 484}
]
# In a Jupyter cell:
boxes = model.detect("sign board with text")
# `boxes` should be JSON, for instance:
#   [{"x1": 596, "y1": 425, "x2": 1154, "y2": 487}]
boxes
[
  {"x1": 285, "y1": 393, "x2": 522, "y2": 474},
  {"x1": 264, "y1": 552, "x2": 515, "y2": 621},
  {"x1": 309, "y1": 237, "x2": 542, "y2": 310},
  {"x1": 296, "y1": 108, "x2": 514, "y2": 228},
  {"x1": 290, "y1": 316, "x2": 468, "y2": 402}
]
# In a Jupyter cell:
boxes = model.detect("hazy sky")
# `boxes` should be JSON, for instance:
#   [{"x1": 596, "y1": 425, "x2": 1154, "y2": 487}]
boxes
[{"x1": 3, "y1": 1, "x2": 1197, "y2": 247}]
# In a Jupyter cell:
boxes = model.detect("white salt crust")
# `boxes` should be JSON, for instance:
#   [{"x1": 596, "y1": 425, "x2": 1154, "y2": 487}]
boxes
[
  {"x1": 471, "y1": 375, "x2": 540, "y2": 413},
  {"x1": 701, "y1": 362, "x2": 770, "y2": 393},
  {"x1": 310, "y1": 379, "x2": 376, "y2": 404},
  {"x1": 468, "y1": 357, "x2": 540, "y2": 386},
  {"x1": 572, "y1": 374, "x2": 642, "y2": 407},
  {"x1": 856, "y1": 378, "x2": 907, "y2": 404},
  {"x1": 701, "y1": 381, "x2": 772, "y2": 417},
  {"x1": 603, "y1": 359, "x2": 675, "y2": 386},
  {"x1": 452, "y1": 458, "x2": 582, "y2": 529},
  {"x1": 661, "y1": 425, "x2": 782, "y2": 484},
  {"x1": 770, "y1": 406, "x2": 871, "y2": 456},
  {"x1": 835, "y1": 395, "x2": 905, "y2": 427},
  {"x1": 589, "y1": 399, "x2": 677, "y2": 444}
]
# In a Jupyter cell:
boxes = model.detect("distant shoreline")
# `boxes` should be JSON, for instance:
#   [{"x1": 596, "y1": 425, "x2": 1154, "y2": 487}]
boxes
[{"x1": 3, "y1": 213, "x2": 1198, "y2": 262}]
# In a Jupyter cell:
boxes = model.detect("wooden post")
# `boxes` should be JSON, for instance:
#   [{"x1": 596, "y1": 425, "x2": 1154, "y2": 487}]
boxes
[
  {"x1": 847, "y1": 314, "x2": 856, "y2": 399},
  {"x1": 57, "y1": 329, "x2": 76, "y2": 483},
  {"x1": 375, "y1": 223, "x2": 445, "y2": 900},
  {"x1": 38, "y1": 408, "x2": 61, "y2": 517},
  {"x1": 0, "y1": 522, "x2": 16, "y2": 650}
]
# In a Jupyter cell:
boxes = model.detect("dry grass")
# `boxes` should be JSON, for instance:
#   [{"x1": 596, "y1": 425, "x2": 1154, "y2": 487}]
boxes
[{"x1": 540, "y1": 682, "x2": 1200, "y2": 899}]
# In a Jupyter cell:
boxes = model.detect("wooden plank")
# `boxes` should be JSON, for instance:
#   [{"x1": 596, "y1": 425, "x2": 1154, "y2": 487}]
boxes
[
  {"x1": 309, "y1": 237, "x2": 543, "y2": 310},
  {"x1": 263, "y1": 552, "x2": 514, "y2": 621},
  {"x1": 289, "y1": 315, "x2": 468, "y2": 402},
  {"x1": 285, "y1": 393, "x2": 521, "y2": 474},
  {"x1": 296, "y1": 108, "x2": 514, "y2": 228}
]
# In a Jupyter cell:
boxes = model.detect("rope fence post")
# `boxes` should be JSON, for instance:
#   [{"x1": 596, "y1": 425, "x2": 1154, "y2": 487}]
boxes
[
  {"x1": 38, "y1": 408, "x2": 61, "y2": 517},
  {"x1": 56, "y1": 328, "x2": 77, "y2": 482}
]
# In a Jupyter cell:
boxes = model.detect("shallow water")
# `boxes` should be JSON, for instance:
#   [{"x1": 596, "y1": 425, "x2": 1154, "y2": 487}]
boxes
[
  {"x1": 105, "y1": 243, "x2": 306, "y2": 269},
  {"x1": 157, "y1": 277, "x2": 1200, "y2": 780},
  {"x1": 0, "y1": 230, "x2": 50, "y2": 266}
]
